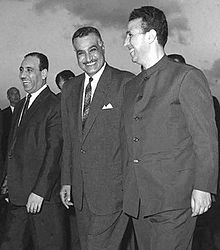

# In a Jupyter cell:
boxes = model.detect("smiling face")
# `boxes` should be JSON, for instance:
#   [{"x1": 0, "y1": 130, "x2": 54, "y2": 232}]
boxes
[
  {"x1": 124, "y1": 18, "x2": 148, "y2": 66},
  {"x1": 73, "y1": 33, "x2": 105, "y2": 76},
  {"x1": 19, "y1": 56, "x2": 47, "y2": 94}
]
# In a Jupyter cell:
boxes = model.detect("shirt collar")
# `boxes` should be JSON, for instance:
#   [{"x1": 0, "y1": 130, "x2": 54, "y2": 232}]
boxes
[
  {"x1": 26, "y1": 84, "x2": 47, "y2": 99},
  {"x1": 10, "y1": 106, "x2": 14, "y2": 113}
]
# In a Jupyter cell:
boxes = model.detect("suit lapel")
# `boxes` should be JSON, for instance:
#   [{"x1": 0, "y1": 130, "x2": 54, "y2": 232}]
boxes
[
  {"x1": 19, "y1": 87, "x2": 50, "y2": 127},
  {"x1": 82, "y1": 65, "x2": 111, "y2": 143},
  {"x1": 8, "y1": 100, "x2": 24, "y2": 149}
]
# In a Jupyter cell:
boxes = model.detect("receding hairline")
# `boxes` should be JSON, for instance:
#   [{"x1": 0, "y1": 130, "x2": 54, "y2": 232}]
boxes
[{"x1": 72, "y1": 32, "x2": 103, "y2": 44}]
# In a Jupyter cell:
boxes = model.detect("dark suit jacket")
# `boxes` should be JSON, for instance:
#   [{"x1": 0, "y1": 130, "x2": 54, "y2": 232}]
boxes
[
  {"x1": 213, "y1": 96, "x2": 220, "y2": 197},
  {"x1": 6, "y1": 86, "x2": 62, "y2": 206},
  {"x1": 0, "y1": 110, "x2": 4, "y2": 188},
  {"x1": 121, "y1": 55, "x2": 218, "y2": 218},
  {"x1": 1, "y1": 106, "x2": 12, "y2": 162},
  {"x1": 61, "y1": 64, "x2": 134, "y2": 215}
]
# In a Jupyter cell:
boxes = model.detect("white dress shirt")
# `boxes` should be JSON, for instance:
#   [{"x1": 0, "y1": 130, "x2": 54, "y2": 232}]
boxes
[{"x1": 81, "y1": 63, "x2": 106, "y2": 116}]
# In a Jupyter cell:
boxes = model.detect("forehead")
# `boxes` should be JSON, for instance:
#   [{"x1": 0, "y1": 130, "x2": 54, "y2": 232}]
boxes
[
  {"x1": 73, "y1": 33, "x2": 101, "y2": 51},
  {"x1": 127, "y1": 18, "x2": 143, "y2": 32},
  {"x1": 21, "y1": 56, "x2": 40, "y2": 69}
]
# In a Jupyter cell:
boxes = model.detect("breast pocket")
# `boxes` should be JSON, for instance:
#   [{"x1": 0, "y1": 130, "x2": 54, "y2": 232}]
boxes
[{"x1": 100, "y1": 107, "x2": 121, "y2": 129}]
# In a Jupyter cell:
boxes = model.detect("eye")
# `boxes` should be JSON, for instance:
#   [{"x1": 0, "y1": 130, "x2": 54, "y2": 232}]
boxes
[
  {"x1": 27, "y1": 68, "x2": 33, "y2": 73},
  {"x1": 125, "y1": 32, "x2": 134, "y2": 41},
  {"x1": 90, "y1": 47, "x2": 98, "y2": 53},
  {"x1": 77, "y1": 51, "x2": 83, "y2": 56}
]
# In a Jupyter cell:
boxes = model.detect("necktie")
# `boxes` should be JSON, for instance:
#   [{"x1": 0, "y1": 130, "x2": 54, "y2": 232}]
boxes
[
  {"x1": 19, "y1": 93, "x2": 31, "y2": 126},
  {"x1": 82, "y1": 77, "x2": 93, "y2": 130}
]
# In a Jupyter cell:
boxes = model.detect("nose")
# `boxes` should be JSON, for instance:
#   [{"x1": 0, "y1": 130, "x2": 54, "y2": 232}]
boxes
[
  {"x1": 19, "y1": 70, "x2": 26, "y2": 79},
  {"x1": 124, "y1": 34, "x2": 130, "y2": 47},
  {"x1": 85, "y1": 52, "x2": 92, "y2": 62}
]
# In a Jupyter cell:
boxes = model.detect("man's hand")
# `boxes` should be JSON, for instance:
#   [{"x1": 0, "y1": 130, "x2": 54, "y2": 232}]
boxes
[
  {"x1": 191, "y1": 189, "x2": 211, "y2": 217},
  {"x1": 26, "y1": 192, "x2": 44, "y2": 214},
  {"x1": 60, "y1": 185, "x2": 73, "y2": 209}
]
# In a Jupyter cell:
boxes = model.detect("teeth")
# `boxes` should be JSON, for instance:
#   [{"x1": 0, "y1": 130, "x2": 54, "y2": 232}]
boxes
[
  {"x1": 86, "y1": 62, "x2": 96, "y2": 66},
  {"x1": 23, "y1": 82, "x2": 30, "y2": 85},
  {"x1": 129, "y1": 48, "x2": 134, "y2": 55}
]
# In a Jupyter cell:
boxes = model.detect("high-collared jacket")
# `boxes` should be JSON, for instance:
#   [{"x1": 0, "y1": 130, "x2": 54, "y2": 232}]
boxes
[{"x1": 121, "y1": 56, "x2": 218, "y2": 218}]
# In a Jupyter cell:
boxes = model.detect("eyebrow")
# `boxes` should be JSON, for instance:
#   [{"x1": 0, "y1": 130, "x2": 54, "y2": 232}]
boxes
[
  {"x1": 76, "y1": 45, "x2": 98, "y2": 53},
  {"x1": 19, "y1": 66, "x2": 34, "y2": 70}
]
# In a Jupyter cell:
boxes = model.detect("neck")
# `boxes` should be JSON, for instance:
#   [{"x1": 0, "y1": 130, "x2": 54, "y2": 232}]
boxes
[{"x1": 142, "y1": 45, "x2": 165, "y2": 69}]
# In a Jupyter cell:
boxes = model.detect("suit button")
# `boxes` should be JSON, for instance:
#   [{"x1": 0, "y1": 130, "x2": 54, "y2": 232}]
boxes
[
  {"x1": 134, "y1": 116, "x2": 142, "y2": 121},
  {"x1": 133, "y1": 159, "x2": 140, "y2": 163},
  {"x1": 133, "y1": 137, "x2": 139, "y2": 142},
  {"x1": 8, "y1": 152, "x2": 12, "y2": 159},
  {"x1": 81, "y1": 149, "x2": 86, "y2": 154}
]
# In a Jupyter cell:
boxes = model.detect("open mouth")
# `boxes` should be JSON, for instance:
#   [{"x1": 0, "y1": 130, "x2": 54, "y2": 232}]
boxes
[
  {"x1": 129, "y1": 48, "x2": 135, "y2": 56},
  {"x1": 22, "y1": 81, "x2": 31, "y2": 87},
  {"x1": 85, "y1": 61, "x2": 96, "y2": 66}
]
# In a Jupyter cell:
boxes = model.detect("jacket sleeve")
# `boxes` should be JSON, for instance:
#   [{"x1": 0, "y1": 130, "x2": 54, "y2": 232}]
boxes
[
  {"x1": 32, "y1": 102, "x2": 63, "y2": 200},
  {"x1": 179, "y1": 68, "x2": 218, "y2": 194},
  {"x1": 60, "y1": 87, "x2": 72, "y2": 186}
]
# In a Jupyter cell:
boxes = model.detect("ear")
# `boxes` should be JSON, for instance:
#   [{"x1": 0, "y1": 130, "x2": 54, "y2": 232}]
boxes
[
  {"x1": 145, "y1": 29, "x2": 157, "y2": 44},
  {"x1": 98, "y1": 39, "x2": 105, "y2": 50},
  {"x1": 41, "y1": 69, "x2": 48, "y2": 80}
]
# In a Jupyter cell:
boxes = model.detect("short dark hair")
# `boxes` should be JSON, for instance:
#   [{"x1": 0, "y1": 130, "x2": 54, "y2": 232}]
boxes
[
  {"x1": 168, "y1": 54, "x2": 186, "y2": 64},
  {"x1": 129, "y1": 6, "x2": 168, "y2": 47},
  {"x1": 7, "y1": 87, "x2": 20, "y2": 97},
  {"x1": 55, "y1": 70, "x2": 75, "y2": 89},
  {"x1": 72, "y1": 26, "x2": 102, "y2": 43},
  {"x1": 24, "y1": 52, "x2": 49, "y2": 71}
]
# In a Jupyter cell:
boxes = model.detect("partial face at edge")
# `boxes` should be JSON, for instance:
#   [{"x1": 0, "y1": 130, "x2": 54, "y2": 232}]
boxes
[{"x1": 7, "y1": 89, "x2": 20, "y2": 106}]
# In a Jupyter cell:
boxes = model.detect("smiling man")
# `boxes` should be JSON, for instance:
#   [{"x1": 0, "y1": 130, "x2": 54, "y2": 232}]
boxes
[
  {"x1": 60, "y1": 26, "x2": 135, "y2": 249},
  {"x1": 120, "y1": 6, "x2": 219, "y2": 250},
  {"x1": 0, "y1": 52, "x2": 66, "y2": 249}
]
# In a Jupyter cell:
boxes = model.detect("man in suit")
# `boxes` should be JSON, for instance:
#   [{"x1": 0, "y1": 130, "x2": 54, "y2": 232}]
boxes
[
  {"x1": 60, "y1": 26, "x2": 135, "y2": 250},
  {"x1": 121, "y1": 6, "x2": 218, "y2": 250},
  {"x1": 0, "y1": 52, "x2": 66, "y2": 249},
  {"x1": 0, "y1": 88, "x2": 20, "y2": 237},
  {"x1": 1, "y1": 87, "x2": 20, "y2": 162}
]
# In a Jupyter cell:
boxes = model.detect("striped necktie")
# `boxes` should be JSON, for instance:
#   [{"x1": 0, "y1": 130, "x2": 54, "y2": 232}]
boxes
[
  {"x1": 19, "y1": 93, "x2": 31, "y2": 126},
  {"x1": 82, "y1": 77, "x2": 93, "y2": 130}
]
